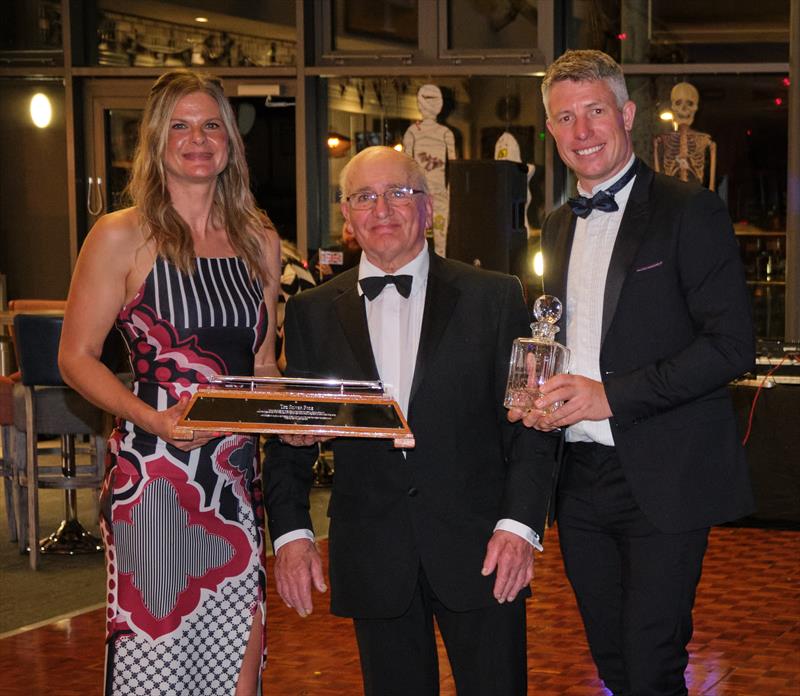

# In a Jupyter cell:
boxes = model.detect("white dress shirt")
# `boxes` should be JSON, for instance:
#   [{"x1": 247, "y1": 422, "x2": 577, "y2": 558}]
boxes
[
  {"x1": 359, "y1": 248, "x2": 429, "y2": 417},
  {"x1": 565, "y1": 155, "x2": 636, "y2": 446}
]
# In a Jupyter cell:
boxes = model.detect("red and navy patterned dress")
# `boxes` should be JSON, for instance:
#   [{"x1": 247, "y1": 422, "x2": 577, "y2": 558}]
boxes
[{"x1": 101, "y1": 256, "x2": 268, "y2": 695}]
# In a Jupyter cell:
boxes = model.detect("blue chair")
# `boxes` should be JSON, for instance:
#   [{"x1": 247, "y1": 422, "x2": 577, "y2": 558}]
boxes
[{"x1": 12, "y1": 314, "x2": 107, "y2": 570}]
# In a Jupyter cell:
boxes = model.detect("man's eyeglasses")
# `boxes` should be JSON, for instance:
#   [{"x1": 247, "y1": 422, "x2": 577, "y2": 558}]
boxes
[{"x1": 345, "y1": 186, "x2": 425, "y2": 211}]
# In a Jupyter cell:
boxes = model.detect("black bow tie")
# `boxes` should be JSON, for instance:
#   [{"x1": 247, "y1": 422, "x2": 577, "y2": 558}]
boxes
[
  {"x1": 568, "y1": 160, "x2": 638, "y2": 219},
  {"x1": 359, "y1": 274, "x2": 413, "y2": 300}
]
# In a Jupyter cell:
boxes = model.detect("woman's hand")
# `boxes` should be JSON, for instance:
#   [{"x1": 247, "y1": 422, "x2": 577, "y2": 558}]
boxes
[{"x1": 146, "y1": 395, "x2": 228, "y2": 450}]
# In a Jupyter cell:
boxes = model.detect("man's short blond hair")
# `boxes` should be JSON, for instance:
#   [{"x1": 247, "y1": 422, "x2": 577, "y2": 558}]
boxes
[{"x1": 541, "y1": 49, "x2": 629, "y2": 118}]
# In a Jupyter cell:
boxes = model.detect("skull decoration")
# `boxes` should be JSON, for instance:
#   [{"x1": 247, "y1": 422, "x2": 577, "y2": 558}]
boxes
[{"x1": 671, "y1": 82, "x2": 699, "y2": 127}]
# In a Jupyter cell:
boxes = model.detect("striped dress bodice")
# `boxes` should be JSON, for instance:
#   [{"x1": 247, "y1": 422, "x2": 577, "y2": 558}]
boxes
[{"x1": 115, "y1": 256, "x2": 267, "y2": 430}]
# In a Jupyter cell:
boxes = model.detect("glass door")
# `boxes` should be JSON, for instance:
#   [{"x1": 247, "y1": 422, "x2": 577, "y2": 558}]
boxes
[
  {"x1": 103, "y1": 107, "x2": 144, "y2": 212},
  {"x1": 82, "y1": 80, "x2": 151, "y2": 245}
]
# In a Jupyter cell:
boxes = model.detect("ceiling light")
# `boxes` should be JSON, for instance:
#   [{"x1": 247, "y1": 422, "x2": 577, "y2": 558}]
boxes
[{"x1": 195, "y1": 16, "x2": 209, "y2": 23}]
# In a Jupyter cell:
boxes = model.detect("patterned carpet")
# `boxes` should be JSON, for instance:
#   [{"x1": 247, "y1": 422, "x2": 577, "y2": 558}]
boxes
[{"x1": 1, "y1": 525, "x2": 798, "y2": 695}]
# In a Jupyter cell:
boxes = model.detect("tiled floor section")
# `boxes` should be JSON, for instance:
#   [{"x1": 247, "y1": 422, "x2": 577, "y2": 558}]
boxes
[{"x1": 0, "y1": 526, "x2": 797, "y2": 695}]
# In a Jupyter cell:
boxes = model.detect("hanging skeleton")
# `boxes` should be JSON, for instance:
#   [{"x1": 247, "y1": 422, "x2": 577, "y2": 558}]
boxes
[{"x1": 653, "y1": 82, "x2": 717, "y2": 191}]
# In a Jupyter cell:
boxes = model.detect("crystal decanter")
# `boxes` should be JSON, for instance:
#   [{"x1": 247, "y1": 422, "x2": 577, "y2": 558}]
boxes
[{"x1": 504, "y1": 295, "x2": 571, "y2": 412}]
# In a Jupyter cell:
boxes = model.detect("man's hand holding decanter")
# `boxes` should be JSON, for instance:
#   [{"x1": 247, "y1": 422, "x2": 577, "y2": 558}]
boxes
[{"x1": 508, "y1": 374, "x2": 612, "y2": 430}]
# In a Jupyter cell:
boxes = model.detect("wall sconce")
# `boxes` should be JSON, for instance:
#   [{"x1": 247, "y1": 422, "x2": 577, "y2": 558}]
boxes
[
  {"x1": 532, "y1": 250, "x2": 544, "y2": 277},
  {"x1": 30, "y1": 93, "x2": 52, "y2": 128},
  {"x1": 327, "y1": 132, "x2": 351, "y2": 157},
  {"x1": 659, "y1": 109, "x2": 677, "y2": 131}
]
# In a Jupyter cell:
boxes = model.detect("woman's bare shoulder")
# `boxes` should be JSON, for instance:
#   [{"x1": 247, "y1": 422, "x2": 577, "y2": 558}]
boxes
[
  {"x1": 86, "y1": 207, "x2": 145, "y2": 250},
  {"x1": 79, "y1": 207, "x2": 156, "y2": 283}
]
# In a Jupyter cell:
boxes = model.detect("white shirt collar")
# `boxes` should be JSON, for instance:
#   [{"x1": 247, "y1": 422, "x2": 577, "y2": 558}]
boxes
[{"x1": 357, "y1": 244, "x2": 429, "y2": 298}]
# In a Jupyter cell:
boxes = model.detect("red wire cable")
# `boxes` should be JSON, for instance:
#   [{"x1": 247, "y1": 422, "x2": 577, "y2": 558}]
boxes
[{"x1": 741, "y1": 354, "x2": 797, "y2": 446}]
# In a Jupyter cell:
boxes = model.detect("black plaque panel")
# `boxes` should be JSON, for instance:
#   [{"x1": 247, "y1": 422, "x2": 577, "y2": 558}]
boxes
[{"x1": 185, "y1": 396, "x2": 403, "y2": 430}]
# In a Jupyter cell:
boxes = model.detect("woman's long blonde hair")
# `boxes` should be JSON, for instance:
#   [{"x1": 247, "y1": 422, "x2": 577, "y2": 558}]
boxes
[{"x1": 127, "y1": 70, "x2": 273, "y2": 283}]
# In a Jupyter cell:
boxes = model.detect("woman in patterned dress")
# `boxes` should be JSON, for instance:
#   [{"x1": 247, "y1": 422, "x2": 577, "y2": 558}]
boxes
[{"x1": 59, "y1": 70, "x2": 281, "y2": 695}]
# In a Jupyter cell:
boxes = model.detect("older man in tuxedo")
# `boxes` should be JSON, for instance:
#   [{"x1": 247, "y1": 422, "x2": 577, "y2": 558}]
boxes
[
  {"x1": 263, "y1": 146, "x2": 556, "y2": 696},
  {"x1": 510, "y1": 50, "x2": 755, "y2": 695}
]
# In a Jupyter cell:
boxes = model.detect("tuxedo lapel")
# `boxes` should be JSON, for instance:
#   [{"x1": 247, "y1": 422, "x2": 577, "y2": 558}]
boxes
[
  {"x1": 408, "y1": 255, "x2": 460, "y2": 408},
  {"x1": 601, "y1": 161, "x2": 653, "y2": 344},
  {"x1": 333, "y1": 285, "x2": 380, "y2": 380},
  {"x1": 543, "y1": 207, "x2": 576, "y2": 346}
]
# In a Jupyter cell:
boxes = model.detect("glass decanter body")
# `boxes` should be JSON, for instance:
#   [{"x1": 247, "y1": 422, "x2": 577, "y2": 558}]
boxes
[{"x1": 504, "y1": 295, "x2": 571, "y2": 412}]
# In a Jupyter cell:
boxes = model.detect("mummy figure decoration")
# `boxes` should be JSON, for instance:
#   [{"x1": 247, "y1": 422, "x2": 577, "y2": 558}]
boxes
[
  {"x1": 403, "y1": 84, "x2": 456, "y2": 256},
  {"x1": 653, "y1": 82, "x2": 717, "y2": 191}
]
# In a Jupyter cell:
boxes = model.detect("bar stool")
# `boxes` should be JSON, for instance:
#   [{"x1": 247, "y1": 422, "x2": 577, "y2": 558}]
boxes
[{"x1": 12, "y1": 314, "x2": 106, "y2": 570}]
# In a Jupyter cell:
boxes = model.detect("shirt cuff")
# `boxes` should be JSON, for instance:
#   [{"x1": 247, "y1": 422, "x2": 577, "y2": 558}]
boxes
[
  {"x1": 273, "y1": 528, "x2": 315, "y2": 554},
  {"x1": 494, "y1": 519, "x2": 543, "y2": 552}
]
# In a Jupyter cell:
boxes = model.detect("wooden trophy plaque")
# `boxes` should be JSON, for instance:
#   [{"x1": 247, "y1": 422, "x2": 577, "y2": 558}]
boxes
[{"x1": 173, "y1": 376, "x2": 414, "y2": 448}]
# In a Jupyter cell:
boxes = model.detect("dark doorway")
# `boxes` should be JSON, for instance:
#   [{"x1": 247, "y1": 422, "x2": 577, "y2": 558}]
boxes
[{"x1": 233, "y1": 96, "x2": 297, "y2": 243}]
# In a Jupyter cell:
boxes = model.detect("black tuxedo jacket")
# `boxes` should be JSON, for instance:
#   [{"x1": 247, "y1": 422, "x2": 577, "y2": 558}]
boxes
[
  {"x1": 264, "y1": 250, "x2": 557, "y2": 618},
  {"x1": 542, "y1": 160, "x2": 755, "y2": 532}
]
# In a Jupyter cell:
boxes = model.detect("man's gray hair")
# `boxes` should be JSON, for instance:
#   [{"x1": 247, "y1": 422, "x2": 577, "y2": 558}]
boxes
[
  {"x1": 339, "y1": 146, "x2": 428, "y2": 199},
  {"x1": 541, "y1": 49, "x2": 629, "y2": 118}
]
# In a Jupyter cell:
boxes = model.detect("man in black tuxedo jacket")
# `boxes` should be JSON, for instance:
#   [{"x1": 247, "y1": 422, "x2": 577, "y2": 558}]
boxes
[
  {"x1": 509, "y1": 50, "x2": 755, "y2": 695},
  {"x1": 263, "y1": 146, "x2": 557, "y2": 696}
]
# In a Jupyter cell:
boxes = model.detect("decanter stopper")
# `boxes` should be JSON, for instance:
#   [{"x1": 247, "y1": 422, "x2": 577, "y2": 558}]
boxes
[{"x1": 530, "y1": 295, "x2": 563, "y2": 342}]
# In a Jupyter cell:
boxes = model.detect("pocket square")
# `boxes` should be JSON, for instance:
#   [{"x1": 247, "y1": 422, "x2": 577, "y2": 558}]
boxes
[{"x1": 635, "y1": 261, "x2": 663, "y2": 273}]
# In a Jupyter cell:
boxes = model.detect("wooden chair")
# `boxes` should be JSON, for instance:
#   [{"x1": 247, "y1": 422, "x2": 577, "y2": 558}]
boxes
[
  {"x1": 0, "y1": 375, "x2": 18, "y2": 542},
  {"x1": 3, "y1": 301, "x2": 68, "y2": 549}
]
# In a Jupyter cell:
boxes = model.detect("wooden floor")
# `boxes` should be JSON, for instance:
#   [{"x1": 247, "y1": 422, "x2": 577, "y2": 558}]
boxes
[{"x1": 0, "y1": 525, "x2": 798, "y2": 695}]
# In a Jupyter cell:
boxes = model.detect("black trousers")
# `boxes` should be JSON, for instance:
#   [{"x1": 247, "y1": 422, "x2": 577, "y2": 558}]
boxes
[
  {"x1": 557, "y1": 442, "x2": 709, "y2": 696},
  {"x1": 353, "y1": 565, "x2": 527, "y2": 696}
]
